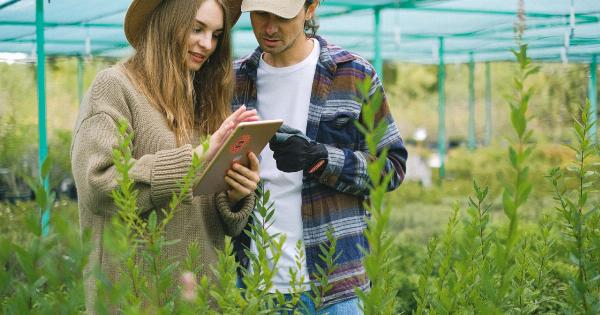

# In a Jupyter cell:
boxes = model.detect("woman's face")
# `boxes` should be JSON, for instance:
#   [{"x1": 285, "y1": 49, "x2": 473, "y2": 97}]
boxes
[{"x1": 187, "y1": 0, "x2": 223, "y2": 71}]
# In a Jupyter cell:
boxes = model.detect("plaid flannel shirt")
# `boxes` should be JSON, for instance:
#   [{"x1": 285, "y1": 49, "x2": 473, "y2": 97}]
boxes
[{"x1": 232, "y1": 36, "x2": 407, "y2": 307}]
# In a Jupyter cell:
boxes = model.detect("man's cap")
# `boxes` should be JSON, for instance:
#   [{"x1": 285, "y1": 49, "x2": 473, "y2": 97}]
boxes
[{"x1": 241, "y1": 0, "x2": 306, "y2": 19}]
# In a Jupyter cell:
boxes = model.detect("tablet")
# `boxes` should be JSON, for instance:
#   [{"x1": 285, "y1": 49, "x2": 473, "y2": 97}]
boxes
[{"x1": 193, "y1": 119, "x2": 283, "y2": 195}]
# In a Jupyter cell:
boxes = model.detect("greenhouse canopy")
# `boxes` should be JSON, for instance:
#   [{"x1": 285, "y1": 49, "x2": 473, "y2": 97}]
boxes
[{"x1": 1, "y1": 0, "x2": 599, "y2": 64}]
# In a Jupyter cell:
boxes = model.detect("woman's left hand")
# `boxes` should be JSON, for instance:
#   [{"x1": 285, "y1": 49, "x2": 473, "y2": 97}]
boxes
[{"x1": 224, "y1": 152, "x2": 260, "y2": 207}]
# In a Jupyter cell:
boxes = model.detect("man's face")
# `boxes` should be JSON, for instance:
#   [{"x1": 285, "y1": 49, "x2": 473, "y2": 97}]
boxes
[{"x1": 250, "y1": 8, "x2": 307, "y2": 56}]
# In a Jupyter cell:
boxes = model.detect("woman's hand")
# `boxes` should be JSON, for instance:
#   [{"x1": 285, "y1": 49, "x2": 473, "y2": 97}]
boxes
[
  {"x1": 195, "y1": 105, "x2": 259, "y2": 161},
  {"x1": 224, "y1": 104, "x2": 260, "y2": 126},
  {"x1": 224, "y1": 152, "x2": 260, "y2": 207}
]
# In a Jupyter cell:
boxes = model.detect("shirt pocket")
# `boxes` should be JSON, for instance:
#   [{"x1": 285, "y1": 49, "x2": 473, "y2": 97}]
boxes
[
  {"x1": 319, "y1": 99, "x2": 363, "y2": 148},
  {"x1": 321, "y1": 99, "x2": 362, "y2": 129}
]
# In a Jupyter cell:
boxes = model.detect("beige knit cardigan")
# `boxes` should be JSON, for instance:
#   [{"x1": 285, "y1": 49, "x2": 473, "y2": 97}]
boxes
[{"x1": 71, "y1": 66, "x2": 254, "y2": 313}]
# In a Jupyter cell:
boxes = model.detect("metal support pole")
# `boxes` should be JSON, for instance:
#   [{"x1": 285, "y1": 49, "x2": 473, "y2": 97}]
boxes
[
  {"x1": 484, "y1": 62, "x2": 492, "y2": 146},
  {"x1": 589, "y1": 56, "x2": 597, "y2": 144},
  {"x1": 468, "y1": 52, "x2": 476, "y2": 150},
  {"x1": 36, "y1": 0, "x2": 49, "y2": 235},
  {"x1": 77, "y1": 56, "x2": 84, "y2": 103},
  {"x1": 373, "y1": 7, "x2": 383, "y2": 79},
  {"x1": 437, "y1": 37, "x2": 446, "y2": 179}
]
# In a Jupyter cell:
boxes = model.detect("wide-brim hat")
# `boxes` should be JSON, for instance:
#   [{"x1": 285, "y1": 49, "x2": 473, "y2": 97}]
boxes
[
  {"x1": 124, "y1": 0, "x2": 243, "y2": 49},
  {"x1": 241, "y1": 0, "x2": 305, "y2": 19},
  {"x1": 124, "y1": 0, "x2": 160, "y2": 49}
]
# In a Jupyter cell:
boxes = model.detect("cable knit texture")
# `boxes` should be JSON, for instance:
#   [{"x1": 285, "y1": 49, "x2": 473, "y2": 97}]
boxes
[
  {"x1": 71, "y1": 65, "x2": 254, "y2": 314},
  {"x1": 215, "y1": 192, "x2": 255, "y2": 236}
]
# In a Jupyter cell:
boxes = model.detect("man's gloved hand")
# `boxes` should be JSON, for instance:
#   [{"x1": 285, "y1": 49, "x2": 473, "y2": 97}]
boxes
[{"x1": 269, "y1": 126, "x2": 328, "y2": 174}]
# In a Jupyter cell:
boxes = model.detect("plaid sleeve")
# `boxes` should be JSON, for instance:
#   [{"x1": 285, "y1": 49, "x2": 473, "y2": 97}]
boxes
[{"x1": 317, "y1": 66, "x2": 407, "y2": 195}]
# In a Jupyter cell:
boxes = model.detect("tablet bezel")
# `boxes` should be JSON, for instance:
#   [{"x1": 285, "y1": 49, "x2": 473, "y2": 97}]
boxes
[{"x1": 192, "y1": 119, "x2": 283, "y2": 195}]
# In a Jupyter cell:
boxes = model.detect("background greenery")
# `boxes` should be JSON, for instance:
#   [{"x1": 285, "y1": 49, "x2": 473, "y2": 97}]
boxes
[{"x1": 0, "y1": 53, "x2": 599, "y2": 313}]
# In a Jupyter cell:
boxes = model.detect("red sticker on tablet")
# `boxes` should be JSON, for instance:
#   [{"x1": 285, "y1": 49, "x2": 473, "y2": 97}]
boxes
[{"x1": 230, "y1": 134, "x2": 251, "y2": 154}]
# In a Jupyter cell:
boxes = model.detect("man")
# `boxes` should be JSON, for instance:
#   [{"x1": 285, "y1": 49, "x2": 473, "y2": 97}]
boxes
[{"x1": 232, "y1": 0, "x2": 407, "y2": 313}]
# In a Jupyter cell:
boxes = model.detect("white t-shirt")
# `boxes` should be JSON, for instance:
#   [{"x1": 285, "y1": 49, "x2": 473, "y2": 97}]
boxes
[{"x1": 250, "y1": 38, "x2": 320, "y2": 292}]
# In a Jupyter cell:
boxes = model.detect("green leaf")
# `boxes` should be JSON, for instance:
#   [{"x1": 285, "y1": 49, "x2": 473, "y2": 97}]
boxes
[
  {"x1": 35, "y1": 184, "x2": 48, "y2": 210},
  {"x1": 33, "y1": 275, "x2": 48, "y2": 289},
  {"x1": 40, "y1": 155, "x2": 52, "y2": 180},
  {"x1": 524, "y1": 65, "x2": 540, "y2": 78},
  {"x1": 502, "y1": 190, "x2": 515, "y2": 218},
  {"x1": 518, "y1": 182, "x2": 532, "y2": 204},
  {"x1": 264, "y1": 209, "x2": 275, "y2": 224},
  {"x1": 511, "y1": 109, "x2": 526, "y2": 138},
  {"x1": 354, "y1": 121, "x2": 369, "y2": 137},
  {"x1": 148, "y1": 211, "x2": 157, "y2": 232},
  {"x1": 513, "y1": 77, "x2": 523, "y2": 91},
  {"x1": 508, "y1": 147, "x2": 518, "y2": 168}
]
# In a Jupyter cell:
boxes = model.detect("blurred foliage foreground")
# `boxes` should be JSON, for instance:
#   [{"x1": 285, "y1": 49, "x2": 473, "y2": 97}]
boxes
[{"x1": 1, "y1": 46, "x2": 600, "y2": 314}]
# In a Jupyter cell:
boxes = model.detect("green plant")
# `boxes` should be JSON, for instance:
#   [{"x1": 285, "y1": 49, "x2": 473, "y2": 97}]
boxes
[
  {"x1": 47, "y1": 129, "x2": 73, "y2": 192},
  {"x1": 353, "y1": 77, "x2": 400, "y2": 314},
  {"x1": 308, "y1": 230, "x2": 339, "y2": 313},
  {"x1": 490, "y1": 43, "x2": 538, "y2": 310},
  {"x1": 412, "y1": 43, "x2": 546, "y2": 315},
  {"x1": 548, "y1": 100, "x2": 600, "y2": 314},
  {"x1": 94, "y1": 120, "x2": 204, "y2": 314},
  {"x1": 236, "y1": 185, "x2": 287, "y2": 313},
  {"x1": 0, "y1": 114, "x2": 36, "y2": 178},
  {"x1": 0, "y1": 158, "x2": 91, "y2": 314},
  {"x1": 4, "y1": 47, "x2": 599, "y2": 315}
]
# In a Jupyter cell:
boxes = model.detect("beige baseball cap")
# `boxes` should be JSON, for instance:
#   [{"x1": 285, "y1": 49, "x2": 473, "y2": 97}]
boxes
[{"x1": 241, "y1": 0, "x2": 306, "y2": 19}]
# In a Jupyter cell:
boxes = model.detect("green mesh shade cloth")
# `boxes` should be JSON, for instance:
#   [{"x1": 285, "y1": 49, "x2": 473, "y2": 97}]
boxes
[{"x1": 1, "y1": 0, "x2": 599, "y2": 63}]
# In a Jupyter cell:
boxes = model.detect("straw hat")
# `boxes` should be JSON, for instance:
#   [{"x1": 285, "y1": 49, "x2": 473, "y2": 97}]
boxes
[
  {"x1": 241, "y1": 0, "x2": 305, "y2": 19},
  {"x1": 124, "y1": 0, "x2": 160, "y2": 48},
  {"x1": 124, "y1": 0, "x2": 242, "y2": 49}
]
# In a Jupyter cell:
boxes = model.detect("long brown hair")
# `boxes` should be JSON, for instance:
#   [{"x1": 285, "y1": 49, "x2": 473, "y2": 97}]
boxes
[{"x1": 124, "y1": 0, "x2": 233, "y2": 145}]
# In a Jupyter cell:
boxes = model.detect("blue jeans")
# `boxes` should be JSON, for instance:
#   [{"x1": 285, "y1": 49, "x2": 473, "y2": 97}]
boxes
[
  {"x1": 236, "y1": 277, "x2": 362, "y2": 314},
  {"x1": 291, "y1": 293, "x2": 362, "y2": 315}
]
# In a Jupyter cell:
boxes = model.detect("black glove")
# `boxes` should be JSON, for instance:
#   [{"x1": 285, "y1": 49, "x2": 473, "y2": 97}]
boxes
[{"x1": 269, "y1": 135, "x2": 328, "y2": 173}]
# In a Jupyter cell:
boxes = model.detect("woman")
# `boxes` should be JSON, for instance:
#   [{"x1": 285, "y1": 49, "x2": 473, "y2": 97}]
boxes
[{"x1": 71, "y1": 0, "x2": 254, "y2": 311}]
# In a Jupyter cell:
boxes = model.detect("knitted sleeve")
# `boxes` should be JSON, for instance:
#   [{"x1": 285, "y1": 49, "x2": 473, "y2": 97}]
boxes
[
  {"x1": 214, "y1": 192, "x2": 255, "y2": 236},
  {"x1": 71, "y1": 70, "x2": 194, "y2": 217}
]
